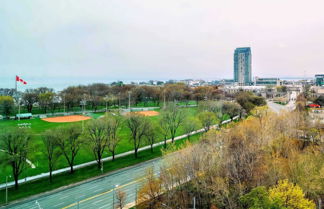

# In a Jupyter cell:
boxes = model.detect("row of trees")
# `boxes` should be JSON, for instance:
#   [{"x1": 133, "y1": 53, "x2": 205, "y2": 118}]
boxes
[
  {"x1": 0, "y1": 84, "x2": 268, "y2": 120},
  {"x1": 137, "y1": 107, "x2": 324, "y2": 209},
  {"x1": 0, "y1": 100, "x2": 247, "y2": 189},
  {"x1": 1, "y1": 83, "x2": 225, "y2": 115}
]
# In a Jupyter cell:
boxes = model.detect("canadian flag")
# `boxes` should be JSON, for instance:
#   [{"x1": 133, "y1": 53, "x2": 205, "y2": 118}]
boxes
[{"x1": 16, "y1": 75, "x2": 27, "y2": 85}]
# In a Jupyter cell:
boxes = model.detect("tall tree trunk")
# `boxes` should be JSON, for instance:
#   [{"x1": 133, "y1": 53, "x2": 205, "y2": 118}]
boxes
[
  {"x1": 70, "y1": 164, "x2": 74, "y2": 174},
  {"x1": 134, "y1": 148, "x2": 138, "y2": 158},
  {"x1": 112, "y1": 150, "x2": 115, "y2": 161},
  {"x1": 97, "y1": 158, "x2": 101, "y2": 169},
  {"x1": 49, "y1": 169, "x2": 53, "y2": 183},
  {"x1": 14, "y1": 175, "x2": 19, "y2": 190}
]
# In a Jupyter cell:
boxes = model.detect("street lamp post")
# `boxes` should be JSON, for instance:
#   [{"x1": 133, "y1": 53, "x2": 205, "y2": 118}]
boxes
[
  {"x1": 163, "y1": 90, "x2": 166, "y2": 109},
  {"x1": 5, "y1": 175, "x2": 11, "y2": 204},
  {"x1": 128, "y1": 91, "x2": 131, "y2": 112},
  {"x1": 63, "y1": 94, "x2": 66, "y2": 114},
  {"x1": 135, "y1": 185, "x2": 138, "y2": 209},
  {"x1": 113, "y1": 184, "x2": 119, "y2": 209},
  {"x1": 18, "y1": 98, "x2": 21, "y2": 121},
  {"x1": 118, "y1": 93, "x2": 121, "y2": 110},
  {"x1": 105, "y1": 98, "x2": 108, "y2": 112}
]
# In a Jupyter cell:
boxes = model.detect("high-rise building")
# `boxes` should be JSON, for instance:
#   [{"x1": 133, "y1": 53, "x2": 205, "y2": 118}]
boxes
[
  {"x1": 234, "y1": 47, "x2": 252, "y2": 85},
  {"x1": 315, "y1": 74, "x2": 324, "y2": 86}
]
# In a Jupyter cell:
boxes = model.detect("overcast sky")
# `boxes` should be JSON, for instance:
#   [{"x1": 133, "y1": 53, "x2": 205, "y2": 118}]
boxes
[{"x1": 1, "y1": 0, "x2": 324, "y2": 89}]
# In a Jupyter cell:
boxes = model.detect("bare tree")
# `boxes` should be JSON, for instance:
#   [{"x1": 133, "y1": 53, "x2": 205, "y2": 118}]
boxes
[
  {"x1": 159, "y1": 117, "x2": 169, "y2": 148},
  {"x1": 137, "y1": 168, "x2": 163, "y2": 209},
  {"x1": 56, "y1": 124, "x2": 83, "y2": 173},
  {"x1": 115, "y1": 189, "x2": 127, "y2": 209},
  {"x1": 183, "y1": 117, "x2": 199, "y2": 140},
  {"x1": 222, "y1": 101, "x2": 241, "y2": 121},
  {"x1": 127, "y1": 114, "x2": 150, "y2": 158},
  {"x1": 23, "y1": 89, "x2": 38, "y2": 113},
  {"x1": 105, "y1": 113, "x2": 123, "y2": 160},
  {"x1": 161, "y1": 103, "x2": 185, "y2": 143},
  {"x1": 86, "y1": 119, "x2": 108, "y2": 169},
  {"x1": 145, "y1": 122, "x2": 158, "y2": 153},
  {"x1": 198, "y1": 111, "x2": 217, "y2": 132},
  {"x1": 43, "y1": 129, "x2": 61, "y2": 182},
  {"x1": 0, "y1": 129, "x2": 30, "y2": 189}
]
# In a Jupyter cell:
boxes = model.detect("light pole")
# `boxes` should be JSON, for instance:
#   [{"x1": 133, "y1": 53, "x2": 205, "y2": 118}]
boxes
[
  {"x1": 163, "y1": 90, "x2": 166, "y2": 109},
  {"x1": 193, "y1": 196, "x2": 196, "y2": 209},
  {"x1": 18, "y1": 98, "x2": 21, "y2": 121},
  {"x1": 105, "y1": 96, "x2": 108, "y2": 112},
  {"x1": 118, "y1": 93, "x2": 121, "y2": 110},
  {"x1": 5, "y1": 175, "x2": 11, "y2": 204},
  {"x1": 63, "y1": 94, "x2": 66, "y2": 114},
  {"x1": 113, "y1": 184, "x2": 119, "y2": 209},
  {"x1": 128, "y1": 91, "x2": 131, "y2": 112},
  {"x1": 135, "y1": 185, "x2": 138, "y2": 209}
]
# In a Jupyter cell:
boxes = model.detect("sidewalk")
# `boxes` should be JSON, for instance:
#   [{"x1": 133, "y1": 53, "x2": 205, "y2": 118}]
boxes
[{"x1": 0, "y1": 115, "x2": 238, "y2": 190}]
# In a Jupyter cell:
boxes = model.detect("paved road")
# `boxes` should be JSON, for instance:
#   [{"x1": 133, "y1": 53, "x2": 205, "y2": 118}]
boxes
[
  {"x1": 5, "y1": 158, "x2": 162, "y2": 209},
  {"x1": 267, "y1": 101, "x2": 295, "y2": 113}
]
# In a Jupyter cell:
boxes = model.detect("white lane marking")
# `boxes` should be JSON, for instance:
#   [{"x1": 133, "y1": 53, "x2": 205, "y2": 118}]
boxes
[
  {"x1": 53, "y1": 202, "x2": 65, "y2": 207},
  {"x1": 92, "y1": 198, "x2": 106, "y2": 205},
  {"x1": 87, "y1": 185, "x2": 99, "y2": 190},
  {"x1": 93, "y1": 188, "x2": 102, "y2": 193},
  {"x1": 99, "y1": 205, "x2": 109, "y2": 209},
  {"x1": 59, "y1": 195, "x2": 70, "y2": 200}
]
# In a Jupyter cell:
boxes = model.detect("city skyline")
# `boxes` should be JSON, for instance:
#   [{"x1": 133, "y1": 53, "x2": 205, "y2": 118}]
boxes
[{"x1": 1, "y1": 0, "x2": 324, "y2": 86}]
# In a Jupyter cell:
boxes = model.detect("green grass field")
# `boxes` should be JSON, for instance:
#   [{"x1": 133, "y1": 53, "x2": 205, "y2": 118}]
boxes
[{"x1": 0, "y1": 107, "x2": 200, "y2": 184}]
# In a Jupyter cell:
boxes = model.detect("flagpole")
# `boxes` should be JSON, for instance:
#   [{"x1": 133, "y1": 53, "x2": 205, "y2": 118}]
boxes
[{"x1": 16, "y1": 75, "x2": 20, "y2": 121}]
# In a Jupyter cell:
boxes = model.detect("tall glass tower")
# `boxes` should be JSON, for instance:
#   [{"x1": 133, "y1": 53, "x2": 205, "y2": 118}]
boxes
[{"x1": 234, "y1": 47, "x2": 252, "y2": 86}]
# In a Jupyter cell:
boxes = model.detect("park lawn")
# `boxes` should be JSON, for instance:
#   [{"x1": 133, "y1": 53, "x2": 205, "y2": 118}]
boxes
[
  {"x1": 0, "y1": 107, "x2": 199, "y2": 184},
  {"x1": 0, "y1": 133, "x2": 202, "y2": 205}
]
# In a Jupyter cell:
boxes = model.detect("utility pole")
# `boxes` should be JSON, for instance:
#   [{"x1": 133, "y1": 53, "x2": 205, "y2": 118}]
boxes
[
  {"x1": 193, "y1": 196, "x2": 196, "y2": 209},
  {"x1": 105, "y1": 96, "x2": 108, "y2": 112},
  {"x1": 135, "y1": 185, "x2": 138, "y2": 209},
  {"x1": 63, "y1": 94, "x2": 66, "y2": 114},
  {"x1": 118, "y1": 93, "x2": 121, "y2": 110},
  {"x1": 163, "y1": 90, "x2": 166, "y2": 109},
  {"x1": 128, "y1": 91, "x2": 131, "y2": 112},
  {"x1": 5, "y1": 176, "x2": 10, "y2": 204},
  {"x1": 113, "y1": 184, "x2": 119, "y2": 209},
  {"x1": 18, "y1": 98, "x2": 21, "y2": 121}
]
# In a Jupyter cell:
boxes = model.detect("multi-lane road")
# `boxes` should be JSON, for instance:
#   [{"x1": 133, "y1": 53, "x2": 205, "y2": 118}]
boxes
[{"x1": 5, "y1": 158, "x2": 162, "y2": 209}]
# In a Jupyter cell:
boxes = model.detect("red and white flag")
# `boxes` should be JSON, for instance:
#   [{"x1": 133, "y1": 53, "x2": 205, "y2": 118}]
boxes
[{"x1": 16, "y1": 75, "x2": 27, "y2": 85}]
